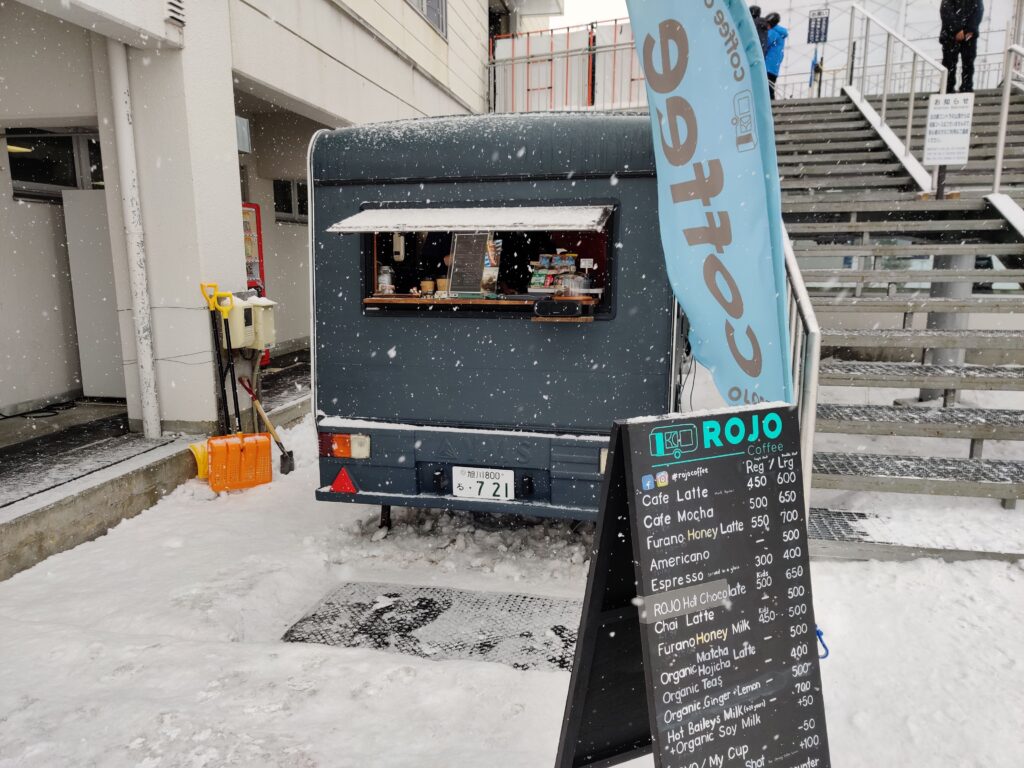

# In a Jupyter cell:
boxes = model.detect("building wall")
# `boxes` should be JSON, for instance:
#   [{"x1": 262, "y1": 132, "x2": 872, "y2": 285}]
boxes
[
  {"x1": 0, "y1": 138, "x2": 82, "y2": 414},
  {"x1": 237, "y1": 111, "x2": 326, "y2": 351},
  {"x1": 2, "y1": 0, "x2": 491, "y2": 425},
  {"x1": 228, "y1": 0, "x2": 494, "y2": 352},
  {"x1": 0, "y1": 5, "x2": 94, "y2": 414},
  {"x1": 229, "y1": 0, "x2": 490, "y2": 125},
  {"x1": 0, "y1": 4, "x2": 97, "y2": 128},
  {"x1": 12, "y1": 0, "x2": 183, "y2": 48}
]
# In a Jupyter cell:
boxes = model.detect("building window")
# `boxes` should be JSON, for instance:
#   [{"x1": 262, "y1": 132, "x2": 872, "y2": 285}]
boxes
[
  {"x1": 4, "y1": 130, "x2": 103, "y2": 202},
  {"x1": 407, "y1": 0, "x2": 446, "y2": 36},
  {"x1": 273, "y1": 179, "x2": 308, "y2": 224}
]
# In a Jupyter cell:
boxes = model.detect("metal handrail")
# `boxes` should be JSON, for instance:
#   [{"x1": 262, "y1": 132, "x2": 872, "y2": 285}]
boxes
[
  {"x1": 846, "y1": 3, "x2": 948, "y2": 192},
  {"x1": 993, "y1": 45, "x2": 1024, "y2": 194},
  {"x1": 783, "y1": 233, "x2": 820, "y2": 510}
]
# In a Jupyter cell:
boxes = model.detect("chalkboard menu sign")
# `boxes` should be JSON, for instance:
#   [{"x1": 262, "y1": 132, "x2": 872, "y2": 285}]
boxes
[
  {"x1": 448, "y1": 233, "x2": 491, "y2": 294},
  {"x1": 556, "y1": 403, "x2": 831, "y2": 768}
]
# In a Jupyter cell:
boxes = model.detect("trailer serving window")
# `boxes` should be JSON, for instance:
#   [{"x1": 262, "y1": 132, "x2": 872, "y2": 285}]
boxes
[{"x1": 327, "y1": 205, "x2": 615, "y2": 320}]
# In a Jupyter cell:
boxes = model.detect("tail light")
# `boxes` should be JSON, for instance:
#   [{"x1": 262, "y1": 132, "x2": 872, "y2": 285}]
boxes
[{"x1": 318, "y1": 432, "x2": 371, "y2": 459}]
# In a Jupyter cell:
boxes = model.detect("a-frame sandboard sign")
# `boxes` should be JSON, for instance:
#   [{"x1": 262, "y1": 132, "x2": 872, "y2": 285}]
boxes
[{"x1": 555, "y1": 403, "x2": 832, "y2": 768}]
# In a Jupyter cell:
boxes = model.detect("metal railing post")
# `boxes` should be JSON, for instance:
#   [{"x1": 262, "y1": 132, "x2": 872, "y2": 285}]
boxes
[
  {"x1": 860, "y1": 17, "x2": 870, "y2": 94},
  {"x1": 931, "y1": 66, "x2": 949, "y2": 194},
  {"x1": 783, "y1": 236, "x2": 820, "y2": 513},
  {"x1": 905, "y1": 54, "x2": 918, "y2": 155},
  {"x1": 847, "y1": 6, "x2": 857, "y2": 87},
  {"x1": 993, "y1": 47, "x2": 1022, "y2": 193},
  {"x1": 880, "y1": 33, "x2": 894, "y2": 121}
]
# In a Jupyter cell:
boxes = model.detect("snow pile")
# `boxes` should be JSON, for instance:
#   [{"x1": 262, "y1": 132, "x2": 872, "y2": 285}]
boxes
[{"x1": 0, "y1": 416, "x2": 1022, "y2": 766}]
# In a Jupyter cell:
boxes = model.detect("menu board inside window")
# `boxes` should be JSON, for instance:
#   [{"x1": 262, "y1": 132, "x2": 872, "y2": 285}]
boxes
[{"x1": 448, "y1": 232, "x2": 492, "y2": 294}]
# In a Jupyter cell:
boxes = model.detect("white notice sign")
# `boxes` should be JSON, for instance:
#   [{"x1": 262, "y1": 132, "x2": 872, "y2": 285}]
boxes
[{"x1": 923, "y1": 93, "x2": 974, "y2": 166}]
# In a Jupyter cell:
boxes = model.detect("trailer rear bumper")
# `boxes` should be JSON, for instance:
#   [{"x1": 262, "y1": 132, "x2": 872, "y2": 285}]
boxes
[
  {"x1": 314, "y1": 489, "x2": 599, "y2": 522},
  {"x1": 315, "y1": 420, "x2": 609, "y2": 521}
]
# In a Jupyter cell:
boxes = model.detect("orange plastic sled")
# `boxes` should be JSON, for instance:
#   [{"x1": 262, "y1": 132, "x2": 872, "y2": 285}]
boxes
[{"x1": 207, "y1": 432, "x2": 273, "y2": 493}]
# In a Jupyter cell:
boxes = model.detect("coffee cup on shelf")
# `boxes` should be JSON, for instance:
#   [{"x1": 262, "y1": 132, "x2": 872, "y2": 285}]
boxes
[
  {"x1": 420, "y1": 279, "x2": 436, "y2": 294},
  {"x1": 436, "y1": 278, "x2": 449, "y2": 292}
]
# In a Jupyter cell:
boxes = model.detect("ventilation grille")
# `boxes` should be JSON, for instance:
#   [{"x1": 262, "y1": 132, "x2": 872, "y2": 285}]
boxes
[{"x1": 167, "y1": 0, "x2": 185, "y2": 27}]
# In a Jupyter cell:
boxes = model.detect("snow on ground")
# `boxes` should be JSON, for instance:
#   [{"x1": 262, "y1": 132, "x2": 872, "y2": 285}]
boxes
[{"x1": 1, "y1": 416, "x2": 1023, "y2": 767}]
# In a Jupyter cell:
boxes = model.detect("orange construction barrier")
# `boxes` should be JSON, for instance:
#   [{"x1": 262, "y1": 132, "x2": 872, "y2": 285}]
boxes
[{"x1": 207, "y1": 432, "x2": 273, "y2": 493}]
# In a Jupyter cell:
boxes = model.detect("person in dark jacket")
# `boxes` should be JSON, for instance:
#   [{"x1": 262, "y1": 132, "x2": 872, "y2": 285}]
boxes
[
  {"x1": 750, "y1": 6, "x2": 770, "y2": 59},
  {"x1": 940, "y1": 0, "x2": 984, "y2": 93}
]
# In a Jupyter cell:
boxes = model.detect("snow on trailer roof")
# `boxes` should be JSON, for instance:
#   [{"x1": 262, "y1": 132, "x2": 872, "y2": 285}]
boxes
[
  {"x1": 326, "y1": 205, "x2": 613, "y2": 234},
  {"x1": 310, "y1": 113, "x2": 656, "y2": 183}
]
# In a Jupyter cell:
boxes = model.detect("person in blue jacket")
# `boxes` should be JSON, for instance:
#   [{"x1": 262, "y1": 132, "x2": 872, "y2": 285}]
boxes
[
  {"x1": 764, "y1": 13, "x2": 788, "y2": 100},
  {"x1": 940, "y1": 0, "x2": 984, "y2": 93}
]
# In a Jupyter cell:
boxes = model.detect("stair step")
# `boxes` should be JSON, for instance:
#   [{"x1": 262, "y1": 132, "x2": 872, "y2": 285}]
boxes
[
  {"x1": 787, "y1": 219, "x2": 1007, "y2": 235},
  {"x1": 866, "y1": 89, "x2": 1004, "y2": 103},
  {"x1": 776, "y1": 124, "x2": 872, "y2": 136},
  {"x1": 787, "y1": 190, "x2": 957, "y2": 203},
  {"x1": 819, "y1": 361, "x2": 1024, "y2": 390},
  {"x1": 776, "y1": 132, "x2": 879, "y2": 144},
  {"x1": 802, "y1": 268, "x2": 1024, "y2": 284},
  {"x1": 779, "y1": 140, "x2": 887, "y2": 152},
  {"x1": 930, "y1": 146, "x2": 1024, "y2": 160},
  {"x1": 806, "y1": 507, "x2": 1024, "y2": 561},
  {"x1": 773, "y1": 110, "x2": 860, "y2": 124},
  {"x1": 782, "y1": 176, "x2": 910, "y2": 190},
  {"x1": 811, "y1": 296, "x2": 1023, "y2": 313},
  {"x1": 812, "y1": 452, "x2": 1024, "y2": 501},
  {"x1": 779, "y1": 162, "x2": 903, "y2": 176},
  {"x1": 936, "y1": 173, "x2": 1024, "y2": 186},
  {"x1": 878, "y1": 112, "x2": 1020, "y2": 126},
  {"x1": 772, "y1": 98, "x2": 854, "y2": 113},
  {"x1": 793, "y1": 243, "x2": 1024, "y2": 257},
  {"x1": 943, "y1": 159, "x2": 1024, "y2": 171},
  {"x1": 783, "y1": 199, "x2": 988, "y2": 214},
  {"x1": 822, "y1": 328, "x2": 1024, "y2": 350},
  {"x1": 816, "y1": 404, "x2": 1024, "y2": 440},
  {"x1": 777, "y1": 151, "x2": 902, "y2": 164},
  {"x1": 886, "y1": 123, "x2": 1024, "y2": 138}
]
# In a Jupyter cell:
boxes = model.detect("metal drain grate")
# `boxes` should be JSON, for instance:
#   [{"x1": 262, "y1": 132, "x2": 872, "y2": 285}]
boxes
[
  {"x1": 817, "y1": 404, "x2": 1024, "y2": 428},
  {"x1": 814, "y1": 451, "x2": 1024, "y2": 484},
  {"x1": 284, "y1": 582, "x2": 582, "y2": 671},
  {"x1": 807, "y1": 508, "x2": 870, "y2": 542}
]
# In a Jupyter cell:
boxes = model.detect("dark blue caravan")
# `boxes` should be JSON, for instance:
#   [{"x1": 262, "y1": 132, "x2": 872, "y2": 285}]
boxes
[{"x1": 310, "y1": 113, "x2": 689, "y2": 522}]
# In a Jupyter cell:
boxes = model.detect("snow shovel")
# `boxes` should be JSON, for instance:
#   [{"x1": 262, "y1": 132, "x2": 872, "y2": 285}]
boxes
[
  {"x1": 198, "y1": 284, "x2": 272, "y2": 493},
  {"x1": 200, "y1": 282, "x2": 243, "y2": 434},
  {"x1": 239, "y1": 376, "x2": 295, "y2": 475}
]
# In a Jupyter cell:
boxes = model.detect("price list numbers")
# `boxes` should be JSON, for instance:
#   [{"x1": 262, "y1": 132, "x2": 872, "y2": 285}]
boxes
[{"x1": 628, "y1": 405, "x2": 831, "y2": 768}]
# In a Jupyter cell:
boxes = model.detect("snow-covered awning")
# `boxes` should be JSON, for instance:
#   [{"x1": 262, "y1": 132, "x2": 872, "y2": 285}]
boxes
[{"x1": 326, "y1": 205, "x2": 613, "y2": 234}]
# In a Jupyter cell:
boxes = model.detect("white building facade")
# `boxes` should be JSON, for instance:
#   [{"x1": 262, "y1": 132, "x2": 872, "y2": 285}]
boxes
[{"x1": 1, "y1": 0, "x2": 551, "y2": 433}]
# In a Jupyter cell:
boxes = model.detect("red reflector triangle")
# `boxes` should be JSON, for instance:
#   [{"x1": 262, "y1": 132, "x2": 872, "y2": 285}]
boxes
[{"x1": 331, "y1": 466, "x2": 358, "y2": 494}]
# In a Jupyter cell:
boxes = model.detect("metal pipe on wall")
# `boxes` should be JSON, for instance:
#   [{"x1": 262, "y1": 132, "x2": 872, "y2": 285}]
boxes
[{"x1": 106, "y1": 39, "x2": 161, "y2": 438}]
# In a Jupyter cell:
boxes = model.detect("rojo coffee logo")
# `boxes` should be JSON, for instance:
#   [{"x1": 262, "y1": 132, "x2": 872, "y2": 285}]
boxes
[
  {"x1": 648, "y1": 410, "x2": 784, "y2": 467},
  {"x1": 649, "y1": 424, "x2": 699, "y2": 460},
  {"x1": 732, "y1": 89, "x2": 757, "y2": 152}
]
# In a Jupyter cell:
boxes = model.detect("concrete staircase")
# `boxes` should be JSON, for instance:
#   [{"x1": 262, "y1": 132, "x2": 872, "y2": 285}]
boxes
[{"x1": 774, "y1": 91, "x2": 1024, "y2": 510}]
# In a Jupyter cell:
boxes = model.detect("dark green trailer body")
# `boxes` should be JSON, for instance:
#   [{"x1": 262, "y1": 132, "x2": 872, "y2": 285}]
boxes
[{"x1": 311, "y1": 112, "x2": 685, "y2": 521}]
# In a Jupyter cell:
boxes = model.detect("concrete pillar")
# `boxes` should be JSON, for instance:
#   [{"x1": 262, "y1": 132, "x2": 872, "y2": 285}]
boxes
[{"x1": 92, "y1": 1, "x2": 246, "y2": 434}]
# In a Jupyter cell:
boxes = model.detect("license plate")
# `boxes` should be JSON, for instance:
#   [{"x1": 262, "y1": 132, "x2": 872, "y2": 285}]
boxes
[{"x1": 452, "y1": 466, "x2": 514, "y2": 500}]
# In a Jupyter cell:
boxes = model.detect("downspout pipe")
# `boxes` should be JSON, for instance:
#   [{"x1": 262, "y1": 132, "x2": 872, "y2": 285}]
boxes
[{"x1": 106, "y1": 39, "x2": 161, "y2": 438}]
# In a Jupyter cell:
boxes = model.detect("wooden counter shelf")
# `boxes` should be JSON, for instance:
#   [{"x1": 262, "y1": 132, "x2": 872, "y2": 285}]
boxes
[{"x1": 364, "y1": 294, "x2": 596, "y2": 307}]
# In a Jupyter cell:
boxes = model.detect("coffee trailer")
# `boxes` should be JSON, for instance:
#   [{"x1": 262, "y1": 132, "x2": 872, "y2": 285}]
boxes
[{"x1": 310, "y1": 112, "x2": 689, "y2": 522}]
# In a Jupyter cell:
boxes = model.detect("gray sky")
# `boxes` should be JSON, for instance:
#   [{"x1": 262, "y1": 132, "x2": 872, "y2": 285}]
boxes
[{"x1": 550, "y1": 0, "x2": 628, "y2": 27}]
